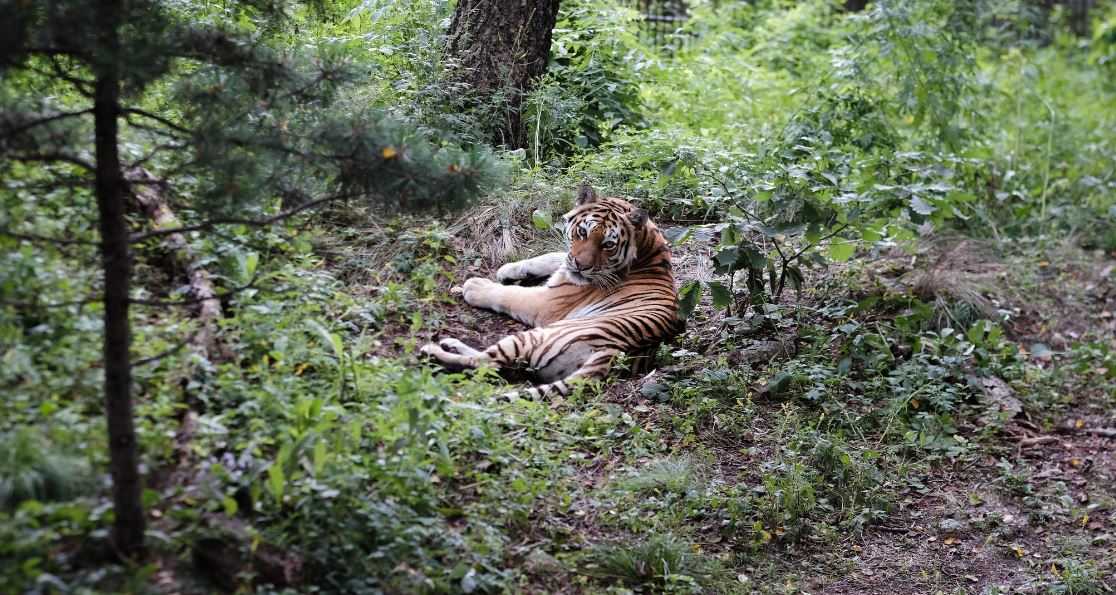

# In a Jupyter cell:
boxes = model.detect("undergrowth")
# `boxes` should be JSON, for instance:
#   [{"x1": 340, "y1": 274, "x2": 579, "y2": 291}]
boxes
[{"x1": 1, "y1": 0, "x2": 1114, "y2": 592}]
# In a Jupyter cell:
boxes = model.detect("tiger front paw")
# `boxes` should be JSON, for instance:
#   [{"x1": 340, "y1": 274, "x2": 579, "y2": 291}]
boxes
[
  {"x1": 495, "y1": 262, "x2": 523, "y2": 283},
  {"x1": 461, "y1": 277, "x2": 498, "y2": 308}
]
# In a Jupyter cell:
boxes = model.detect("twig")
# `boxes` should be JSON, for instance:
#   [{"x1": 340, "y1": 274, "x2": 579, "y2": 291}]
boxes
[
  {"x1": 1018, "y1": 436, "x2": 1058, "y2": 446},
  {"x1": 773, "y1": 238, "x2": 790, "y2": 300}
]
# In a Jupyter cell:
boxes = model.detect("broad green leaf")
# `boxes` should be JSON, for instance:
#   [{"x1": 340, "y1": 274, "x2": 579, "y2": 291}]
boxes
[
  {"x1": 742, "y1": 247, "x2": 768, "y2": 270},
  {"x1": 827, "y1": 241, "x2": 855, "y2": 262},
  {"x1": 714, "y1": 247, "x2": 739, "y2": 269},
  {"x1": 267, "y1": 464, "x2": 285, "y2": 503},
  {"x1": 708, "y1": 280, "x2": 733, "y2": 309},
  {"x1": 242, "y1": 252, "x2": 259, "y2": 281},
  {"x1": 313, "y1": 440, "x2": 328, "y2": 475},
  {"x1": 910, "y1": 196, "x2": 936, "y2": 215},
  {"x1": 531, "y1": 209, "x2": 552, "y2": 229},
  {"x1": 141, "y1": 488, "x2": 159, "y2": 509},
  {"x1": 307, "y1": 320, "x2": 343, "y2": 359},
  {"x1": 678, "y1": 280, "x2": 702, "y2": 319},
  {"x1": 663, "y1": 226, "x2": 693, "y2": 246}
]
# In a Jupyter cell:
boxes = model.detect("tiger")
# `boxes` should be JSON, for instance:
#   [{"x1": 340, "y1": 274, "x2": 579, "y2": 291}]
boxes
[{"x1": 420, "y1": 185, "x2": 682, "y2": 399}]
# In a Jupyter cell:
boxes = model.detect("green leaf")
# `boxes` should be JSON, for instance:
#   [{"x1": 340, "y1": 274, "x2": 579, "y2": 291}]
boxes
[
  {"x1": 141, "y1": 488, "x2": 159, "y2": 509},
  {"x1": 708, "y1": 280, "x2": 733, "y2": 309},
  {"x1": 678, "y1": 280, "x2": 702, "y2": 319},
  {"x1": 313, "y1": 440, "x2": 328, "y2": 475},
  {"x1": 267, "y1": 464, "x2": 285, "y2": 503},
  {"x1": 765, "y1": 372, "x2": 798, "y2": 395},
  {"x1": 714, "y1": 247, "x2": 739, "y2": 269},
  {"x1": 910, "y1": 196, "x2": 936, "y2": 215},
  {"x1": 307, "y1": 320, "x2": 344, "y2": 360},
  {"x1": 461, "y1": 568, "x2": 478, "y2": 593},
  {"x1": 638, "y1": 381, "x2": 669, "y2": 400},
  {"x1": 531, "y1": 209, "x2": 552, "y2": 229},
  {"x1": 663, "y1": 226, "x2": 693, "y2": 246},
  {"x1": 742, "y1": 247, "x2": 768, "y2": 269},
  {"x1": 784, "y1": 265, "x2": 805, "y2": 294},
  {"x1": 967, "y1": 322, "x2": 986, "y2": 345},
  {"x1": 222, "y1": 497, "x2": 238, "y2": 516},
  {"x1": 242, "y1": 252, "x2": 259, "y2": 281},
  {"x1": 827, "y1": 241, "x2": 855, "y2": 262}
]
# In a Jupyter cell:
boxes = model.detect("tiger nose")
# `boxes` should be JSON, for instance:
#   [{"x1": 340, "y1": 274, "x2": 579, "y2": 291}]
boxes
[{"x1": 571, "y1": 256, "x2": 592, "y2": 271}]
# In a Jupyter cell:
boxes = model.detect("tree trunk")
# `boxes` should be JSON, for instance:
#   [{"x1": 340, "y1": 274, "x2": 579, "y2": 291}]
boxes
[
  {"x1": 446, "y1": 0, "x2": 561, "y2": 149},
  {"x1": 94, "y1": 0, "x2": 145, "y2": 559}
]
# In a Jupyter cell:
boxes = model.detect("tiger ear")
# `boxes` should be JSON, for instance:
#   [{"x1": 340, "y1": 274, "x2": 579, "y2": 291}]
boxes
[
  {"x1": 628, "y1": 209, "x2": 648, "y2": 230},
  {"x1": 576, "y1": 184, "x2": 598, "y2": 205}
]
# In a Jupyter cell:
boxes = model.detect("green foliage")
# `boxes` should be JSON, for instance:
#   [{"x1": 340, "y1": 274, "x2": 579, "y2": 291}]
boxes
[
  {"x1": 0, "y1": 428, "x2": 88, "y2": 510},
  {"x1": 1, "y1": 0, "x2": 505, "y2": 221},
  {"x1": 2, "y1": 0, "x2": 1114, "y2": 591},
  {"x1": 526, "y1": 0, "x2": 651, "y2": 163}
]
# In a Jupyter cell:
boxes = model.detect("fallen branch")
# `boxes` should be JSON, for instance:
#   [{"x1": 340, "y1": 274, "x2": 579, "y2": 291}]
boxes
[
  {"x1": 128, "y1": 166, "x2": 222, "y2": 357},
  {"x1": 1056, "y1": 426, "x2": 1116, "y2": 439},
  {"x1": 126, "y1": 166, "x2": 223, "y2": 491}
]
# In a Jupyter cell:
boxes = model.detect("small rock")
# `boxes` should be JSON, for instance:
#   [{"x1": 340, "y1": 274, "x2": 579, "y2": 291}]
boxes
[
  {"x1": 979, "y1": 377, "x2": 1022, "y2": 416},
  {"x1": 523, "y1": 549, "x2": 563, "y2": 575}
]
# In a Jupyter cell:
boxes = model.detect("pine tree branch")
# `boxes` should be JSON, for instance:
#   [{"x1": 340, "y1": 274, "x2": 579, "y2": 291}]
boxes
[
  {"x1": 0, "y1": 297, "x2": 101, "y2": 309},
  {"x1": 123, "y1": 108, "x2": 191, "y2": 135},
  {"x1": 128, "y1": 193, "x2": 349, "y2": 242},
  {"x1": 4, "y1": 151, "x2": 95, "y2": 171},
  {"x1": 24, "y1": 46, "x2": 80, "y2": 57},
  {"x1": 126, "y1": 143, "x2": 186, "y2": 169},
  {"x1": 0, "y1": 229, "x2": 98, "y2": 246},
  {"x1": 1, "y1": 109, "x2": 92, "y2": 140},
  {"x1": 46, "y1": 57, "x2": 96, "y2": 97}
]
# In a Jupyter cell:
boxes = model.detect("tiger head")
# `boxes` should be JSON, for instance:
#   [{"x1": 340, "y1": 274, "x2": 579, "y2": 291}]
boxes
[{"x1": 561, "y1": 186, "x2": 650, "y2": 288}]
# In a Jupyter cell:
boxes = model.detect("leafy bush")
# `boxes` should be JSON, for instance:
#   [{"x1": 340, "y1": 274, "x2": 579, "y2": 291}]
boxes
[{"x1": 526, "y1": 0, "x2": 651, "y2": 163}]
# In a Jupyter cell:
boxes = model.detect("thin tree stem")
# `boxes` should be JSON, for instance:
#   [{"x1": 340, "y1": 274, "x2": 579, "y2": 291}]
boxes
[{"x1": 93, "y1": 0, "x2": 145, "y2": 559}]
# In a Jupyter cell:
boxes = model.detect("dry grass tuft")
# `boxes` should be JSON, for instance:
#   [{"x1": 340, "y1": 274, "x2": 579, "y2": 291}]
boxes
[{"x1": 902, "y1": 238, "x2": 1003, "y2": 328}]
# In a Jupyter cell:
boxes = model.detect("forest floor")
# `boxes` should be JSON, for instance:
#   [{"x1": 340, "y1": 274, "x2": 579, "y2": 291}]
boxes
[{"x1": 313, "y1": 201, "x2": 1116, "y2": 593}]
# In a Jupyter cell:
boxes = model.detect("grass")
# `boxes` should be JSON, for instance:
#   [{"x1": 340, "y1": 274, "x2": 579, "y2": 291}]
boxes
[
  {"x1": 581, "y1": 534, "x2": 715, "y2": 591},
  {"x1": 612, "y1": 456, "x2": 704, "y2": 497},
  {"x1": 0, "y1": 428, "x2": 88, "y2": 511}
]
